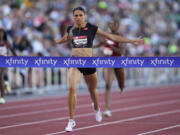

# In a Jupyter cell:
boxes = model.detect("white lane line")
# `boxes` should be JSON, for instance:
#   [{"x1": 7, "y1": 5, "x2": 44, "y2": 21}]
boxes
[
  {"x1": 0, "y1": 91, "x2": 108, "y2": 110},
  {"x1": 46, "y1": 109, "x2": 180, "y2": 135},
  {"x1": 1, "y1": 85, "x2": 177, "y2": 111},
  {"x1": 0, "y1": 99, "x2": 179, "y2": 130},
  {"x1": 0, "y1": 101, "x2": 61, "y2": 111},
  {"x1": 0, "y1": 96, "x2": 88, "y2": 111},
  {"x1": 137, "y1": 124, "x2": 180, "y2": 135},
  {"x1": 0, "y1": 92, "x2": 179, "y2": 119}
]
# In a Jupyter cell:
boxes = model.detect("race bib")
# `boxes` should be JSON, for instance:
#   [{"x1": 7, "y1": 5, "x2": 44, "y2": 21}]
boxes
[
  {"x1": 73, "y1": 36, "x2": 87, "y2": 47},
  {"x1": 106, "y1": 39, "x2": 114, "y2": 46}
]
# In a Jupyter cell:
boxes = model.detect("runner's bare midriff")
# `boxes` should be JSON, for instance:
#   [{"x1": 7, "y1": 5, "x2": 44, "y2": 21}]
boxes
[{"x1": 72, "y1": 48, "x2": 92, "y2": 57}]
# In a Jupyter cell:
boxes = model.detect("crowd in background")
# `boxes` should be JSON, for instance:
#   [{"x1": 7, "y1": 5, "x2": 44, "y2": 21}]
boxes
[
  {"x1": 0, "y1": 0, "x2": 179, "y2": 57},
  {"x1": 0, "y1": 0, "x2": 180, "y2": 91}
]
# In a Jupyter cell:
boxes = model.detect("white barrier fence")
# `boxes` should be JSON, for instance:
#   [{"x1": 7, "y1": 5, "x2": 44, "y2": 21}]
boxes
[{"x1": 7, "y1": 68, "x2": 180, "y2": 95}]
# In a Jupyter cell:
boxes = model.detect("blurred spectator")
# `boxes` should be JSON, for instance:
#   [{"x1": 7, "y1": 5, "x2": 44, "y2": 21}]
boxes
[
  {"x1": 0, "y1": 0, "x2": 179, "y2": 94},
  {"x1": 0, "y1": 0, "x2": 179, "y2": 57}
]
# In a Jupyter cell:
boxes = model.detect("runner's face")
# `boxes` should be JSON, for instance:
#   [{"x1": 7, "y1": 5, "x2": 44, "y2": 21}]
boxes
[
  {"x1": 109, "y1": 22, "x2": 118, "y2": 32},
  {"x1": 73, "y1": 10, "x2": 86, "y2": 26}
]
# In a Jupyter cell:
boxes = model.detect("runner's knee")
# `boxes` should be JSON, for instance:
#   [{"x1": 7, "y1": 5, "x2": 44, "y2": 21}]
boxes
[{"x1": 69, "y1": 86, "x2": 76, "y2": 95}]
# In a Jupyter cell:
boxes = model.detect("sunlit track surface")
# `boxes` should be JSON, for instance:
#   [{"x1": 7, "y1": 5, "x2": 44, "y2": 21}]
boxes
[{"x1": 0, "y1": 84, "x2": 180, "y2": 135}]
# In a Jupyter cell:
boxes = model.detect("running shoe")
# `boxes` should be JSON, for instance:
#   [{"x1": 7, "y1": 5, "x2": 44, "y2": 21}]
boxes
[
  {"x1": 5, "y1": 81, "x2": 11, "y2": 94},
  {"x1": 104, "y1": 110, "x2": 112, "y2": 117},
  {"x1": 0, "y1": 97, "x2": 5, "y2": 104},
  {"x1": 92, "y1": 103, "x2": 102, "y2": 122},
  {"x1": 95, "y1": 109, "x2": 102, "y2": 122},
  {"x1": 65, "y1": 119, "x2": 76, "y2": 132}
]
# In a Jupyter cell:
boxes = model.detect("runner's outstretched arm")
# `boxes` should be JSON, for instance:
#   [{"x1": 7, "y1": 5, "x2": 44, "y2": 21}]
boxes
[{"x1": 97, "y1": 28, "x2": 144, "y2": 45}]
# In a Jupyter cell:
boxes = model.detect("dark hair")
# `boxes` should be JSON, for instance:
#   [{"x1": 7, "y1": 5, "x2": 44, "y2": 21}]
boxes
[
  {"x1": 108, "y1": 19, "x2": 119, "y2": 27},
  {"x1": 0, "y1": 28, "x2": 7, "y2": 42},
  {"x1": 73, "y1": 6, "x2": 86, "y2": 14}
]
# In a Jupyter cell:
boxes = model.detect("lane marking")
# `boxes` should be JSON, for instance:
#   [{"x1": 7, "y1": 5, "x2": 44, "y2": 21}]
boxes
[
  {"x1": 0, "y1": 99, "x2": 179, "y2": 130},
  {"x1": 137, "y1": 124, "x2": 180, "y2": 135},
  {"x1": 0, "y1": 92, "x2": 179, "y2": 119},
  {"x1": 46, "y1": 109, "x2": 180, "y2": 135}
]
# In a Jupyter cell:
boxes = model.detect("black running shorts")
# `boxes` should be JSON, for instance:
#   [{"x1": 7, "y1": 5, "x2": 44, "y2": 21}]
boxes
[{"x1": 78, "y1": 68, "x2": 96, "y2": 75}]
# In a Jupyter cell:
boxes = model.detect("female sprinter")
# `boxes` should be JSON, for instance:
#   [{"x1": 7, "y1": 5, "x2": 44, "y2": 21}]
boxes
[
  {"x1": 94, "y1": 20, "x2": 125, "y2": 117},
  {"x1": 0, "y1": 28, "x2": 17, "y2": 104},
  {"x1": 55, "y1": 6, "x2": 144, "y2": 132}
]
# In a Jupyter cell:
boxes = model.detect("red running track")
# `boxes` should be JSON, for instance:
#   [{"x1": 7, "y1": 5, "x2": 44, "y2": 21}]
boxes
[{"x1": 0, "y1": 84, "x2": 180, "y2": 135}]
